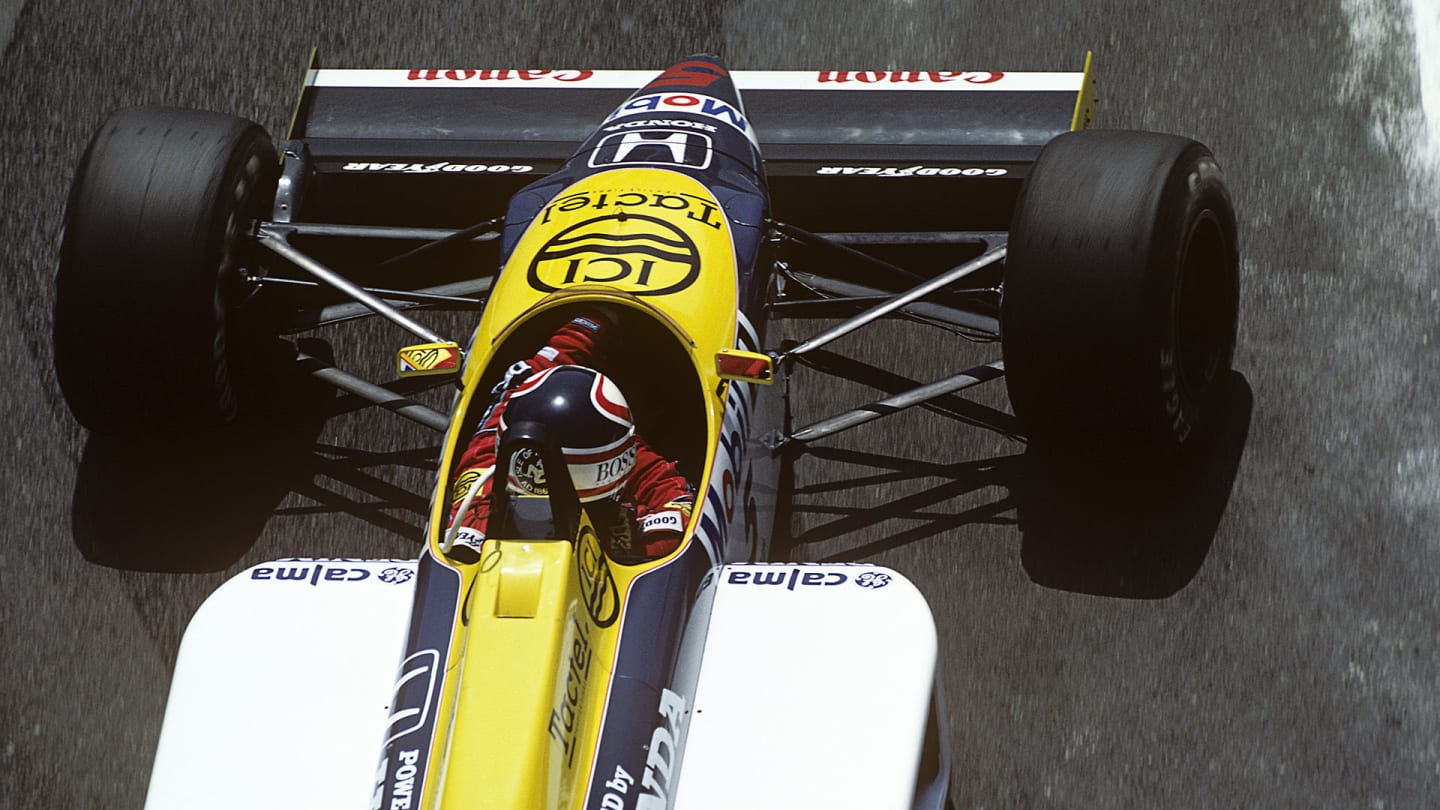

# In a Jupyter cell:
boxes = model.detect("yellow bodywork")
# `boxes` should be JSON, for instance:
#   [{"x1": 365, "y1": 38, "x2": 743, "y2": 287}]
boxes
[
  {"x1": 409, "y1": 167, "x2": 740, "y2": 810},
  {"x1": 1070, "y1": 50, "x2": 1097, "y2": 131},
  {"x1": 434, "y1": 516, "x2": 639, "y2": 809}
]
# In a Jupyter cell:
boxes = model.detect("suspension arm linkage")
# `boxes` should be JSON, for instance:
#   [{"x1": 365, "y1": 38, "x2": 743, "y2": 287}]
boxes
[
  {"x1": 259, "y1": 221, "x2": 501, "y2": 243},
  {"x1": 787, "y1": 360, "x2": 1006, "y2": 444},
  {"x1": 279, "y1": 276, "x2": 492, "y2": 334},
  {"x1": 257, "y1": 227, "x2": 453, "y2": 346},
  {"x1": 772, "y1": 220, "x2": 929, "y2": 285},
  {"x1": 779, "y1": 246, "x2": 1007, "y2": 361},
  {"x1": 296, "y1": 352, "x2": 450, "y2": 433},
  {"x1": 256, "y1": 276, "x2": 489, "y2": 306}
]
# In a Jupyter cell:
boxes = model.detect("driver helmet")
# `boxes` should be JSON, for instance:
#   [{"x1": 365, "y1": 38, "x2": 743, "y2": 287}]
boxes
[{"x1": 500, "y1": 365, "x2": 637, "y2": 502}]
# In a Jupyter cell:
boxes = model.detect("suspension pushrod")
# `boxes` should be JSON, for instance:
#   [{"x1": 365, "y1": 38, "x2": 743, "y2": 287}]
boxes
[
  {"x1": 772, "y1": 220, "x2": 927, "y2": 284},
  {"x1": 781, "y1": 246, "x2": 1007, "y2": 359},
  {"x1": 788, "y1": 361, "x2": 1006, "y2": 444},
  {"x1": 286, "y1": 279, "x2": 491, "y2": 333},
  {"x1": 260, "y1": 221, "x2": 500, "y2": 242},
  {"x1": 378, "y1": 217, "x2": 504, "y2": 270},
  {"x1": 785, "y1": 270, "x2": 1000, "y2": 335},
  {"x1": 257, "y1": 276, "x2": 487, "y2": 306},
  {"x1": 814, "y1": 230, "x2": 1006, "y2": 246},
  {"x1": 258, "y1": 228, "x2": 451, "y2": 346},
  {"x1": 296, "y1": 352, "x2": 450, "y2": 433}
]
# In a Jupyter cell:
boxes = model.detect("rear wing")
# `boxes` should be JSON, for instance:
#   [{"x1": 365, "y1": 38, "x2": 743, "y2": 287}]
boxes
[
  {"x1": 295, "y1": 63, "x2": 1094, "y2": 174},
  {"x1": 283, "y1": 57, "x2": 1095, "y2": 230}
]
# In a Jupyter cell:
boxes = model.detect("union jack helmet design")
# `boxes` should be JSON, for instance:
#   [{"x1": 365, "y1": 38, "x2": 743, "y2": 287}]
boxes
[{"x1": 500, "y1": 365, "x2": 637, "y2": 502}]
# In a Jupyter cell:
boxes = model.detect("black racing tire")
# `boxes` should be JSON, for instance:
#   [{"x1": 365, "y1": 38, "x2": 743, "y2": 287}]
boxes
[
  {"x1": 54, "y1": 106, "x2": 278, "y2": 436},
  {"x1": 1001, "y1": 129, "x2": 1239, "y2": 470}
]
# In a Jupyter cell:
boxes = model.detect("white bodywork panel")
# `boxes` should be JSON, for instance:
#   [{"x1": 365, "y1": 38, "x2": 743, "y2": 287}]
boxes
[
  {"x1": 674, "y1": 564, "x2": 939, "y2": 810},
  {"x1": 145, "y1": 559, "x2": 417, "y2": 810}
]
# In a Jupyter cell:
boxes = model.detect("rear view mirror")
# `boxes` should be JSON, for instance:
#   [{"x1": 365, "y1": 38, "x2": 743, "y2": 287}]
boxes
[
  {"x1": 397, "y1": 342, "x2": 462, "y2": 377},
  {"x1": 715, "y1": 349, "x2": 774, "y2": 384}
]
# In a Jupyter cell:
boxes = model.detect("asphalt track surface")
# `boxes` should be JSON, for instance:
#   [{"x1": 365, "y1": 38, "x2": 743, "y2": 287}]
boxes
[{"x1": 4, "y1": 1, "x2": 1439, "y2": 808}]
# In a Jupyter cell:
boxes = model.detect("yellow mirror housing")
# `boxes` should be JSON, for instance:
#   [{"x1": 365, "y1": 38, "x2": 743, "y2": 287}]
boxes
[
  {"x1": 715, "y1": 349, "x2": 774, "y2": 384},
  {"x1": 397, "y1": 341, "x2": 462, "y2": 377}
]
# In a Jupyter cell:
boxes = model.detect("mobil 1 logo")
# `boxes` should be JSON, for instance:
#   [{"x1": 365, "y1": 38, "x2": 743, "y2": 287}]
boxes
[{"x1": 587, "y1": 129, "x2": 713, "y2": 170}]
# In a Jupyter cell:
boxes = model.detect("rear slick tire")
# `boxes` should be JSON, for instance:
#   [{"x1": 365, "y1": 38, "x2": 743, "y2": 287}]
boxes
[
  {"x1": 54, "y1": 106, "x2": 277, "y2": 436},
  {"x1": 1000, "y1": 129, "x2": 1239, "y2": 473}
]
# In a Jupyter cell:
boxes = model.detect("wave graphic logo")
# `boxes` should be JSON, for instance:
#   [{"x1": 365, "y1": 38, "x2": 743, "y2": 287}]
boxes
[{"x1": 526, "y1": 213, "x2": 701, "y2": 296}]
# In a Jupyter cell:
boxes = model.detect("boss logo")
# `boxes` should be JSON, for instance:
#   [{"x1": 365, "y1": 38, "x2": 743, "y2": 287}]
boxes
[
  {"x1": 526, "y1": 213, "x2": 701, "y2": 296},
  {"x1": 592, "y1": 444, "x2": 638, "y2": 488},
  {"x1": 588, "y1": 130, "x2": 713, "y2": 170}
]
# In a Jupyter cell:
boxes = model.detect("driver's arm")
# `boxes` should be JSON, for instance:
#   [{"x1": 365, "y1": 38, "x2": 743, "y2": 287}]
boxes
[
  {"x1": 629, "y1": 437, "x2": 694, "y2": 558},
  {"x1": 446, "y1": 312, "x2": 612, "y2": 548}
]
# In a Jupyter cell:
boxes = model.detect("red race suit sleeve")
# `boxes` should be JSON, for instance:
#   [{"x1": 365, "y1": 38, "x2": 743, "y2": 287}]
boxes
[{"x1": 625, "y1": 436, "x2": 695, "y2": 558}]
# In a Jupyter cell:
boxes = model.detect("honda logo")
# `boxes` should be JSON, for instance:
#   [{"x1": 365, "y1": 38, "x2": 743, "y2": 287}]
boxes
[{"x1": 588, "y1": 129, "x2": 713, "y2": 169}]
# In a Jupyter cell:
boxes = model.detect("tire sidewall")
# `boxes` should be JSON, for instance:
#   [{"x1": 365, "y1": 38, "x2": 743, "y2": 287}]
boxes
[
  {"x1": 204, "y1": 133, "x2": 275, "y2": 424},
  {"x1": 1144, "y1": 149, "x2": 1238, "y2": 460}
]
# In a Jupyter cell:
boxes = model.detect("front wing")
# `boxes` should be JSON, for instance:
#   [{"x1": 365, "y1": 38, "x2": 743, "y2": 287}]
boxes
[{"x1": 144, "y1": 560, "x2": 943, "y2": 810}]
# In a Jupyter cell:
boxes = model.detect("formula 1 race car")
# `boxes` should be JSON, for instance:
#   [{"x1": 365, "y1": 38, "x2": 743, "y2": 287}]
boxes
[{"x1": 54, "y1": 54, "x2": 1238, "y2": 810}]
